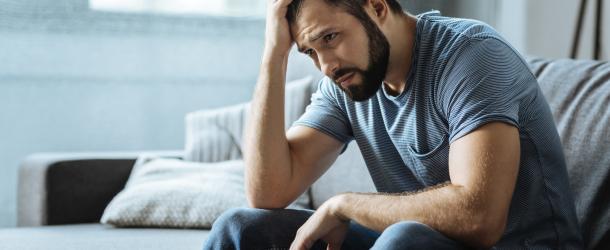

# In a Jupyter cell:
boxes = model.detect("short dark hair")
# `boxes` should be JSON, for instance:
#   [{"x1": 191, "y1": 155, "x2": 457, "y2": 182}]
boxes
[{"x1": 286, "y1": 0, "x2": 404, "y2": 24}]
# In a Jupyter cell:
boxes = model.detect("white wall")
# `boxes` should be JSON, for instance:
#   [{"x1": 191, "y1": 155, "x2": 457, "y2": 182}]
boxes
[{"x1": 496, "y1": 0, "x2": 527, "y2": 54}]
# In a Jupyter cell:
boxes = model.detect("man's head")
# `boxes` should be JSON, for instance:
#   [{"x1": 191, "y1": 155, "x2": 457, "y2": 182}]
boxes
[{"x1": 287, "y1": 0, "x2": 404, "y2": 101}]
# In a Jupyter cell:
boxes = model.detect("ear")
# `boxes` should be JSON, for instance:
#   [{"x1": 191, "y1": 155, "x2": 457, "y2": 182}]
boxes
[{"x1": 367, "y1": 0, "x2": 389, "y2": 21}]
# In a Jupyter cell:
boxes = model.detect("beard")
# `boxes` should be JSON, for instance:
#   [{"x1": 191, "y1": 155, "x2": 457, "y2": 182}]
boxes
[{"x1": 333, "y1": 19, "x2": 390, "y2": 102}]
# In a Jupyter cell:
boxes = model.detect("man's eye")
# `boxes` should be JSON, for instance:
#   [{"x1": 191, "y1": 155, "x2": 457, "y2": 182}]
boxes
[{"x1": 323, "y1": 33, "x2": 337, "y2": 42}]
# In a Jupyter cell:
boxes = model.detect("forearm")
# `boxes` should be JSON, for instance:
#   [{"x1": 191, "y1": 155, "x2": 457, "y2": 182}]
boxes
[
  {"x1": 332, "y1": 184, "x2": 505, "y2": 248},
  {"x1": 244, "y1": 51, "x2": 295, "y2": 208}
]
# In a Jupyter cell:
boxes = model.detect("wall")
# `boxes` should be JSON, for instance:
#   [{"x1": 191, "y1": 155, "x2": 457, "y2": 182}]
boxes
[
  {"x1": 497, "y1": 0, "x2": 610, "y2": 60},
  {"x1": 407, "y1": 0, "x2": 610, "y2": 60}
]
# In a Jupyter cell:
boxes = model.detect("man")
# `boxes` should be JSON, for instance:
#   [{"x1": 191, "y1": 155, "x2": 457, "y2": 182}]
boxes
[{"x1": 204, "y1": 0, "x2": 583, "y2": 249}]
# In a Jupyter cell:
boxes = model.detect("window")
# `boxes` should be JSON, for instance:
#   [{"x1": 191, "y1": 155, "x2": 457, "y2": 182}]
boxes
[{"x1": 89, "y1": 0, "x2": 266, "y2": 18}]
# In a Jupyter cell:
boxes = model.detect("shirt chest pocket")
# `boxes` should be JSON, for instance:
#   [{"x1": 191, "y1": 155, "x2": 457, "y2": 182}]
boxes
[{"x1": 406, "y1": 136, "x2": 451, "y2": 186}]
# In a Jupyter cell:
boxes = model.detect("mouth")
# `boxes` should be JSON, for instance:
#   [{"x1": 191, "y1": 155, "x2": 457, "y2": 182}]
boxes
[{"x1": 335, "y1": 72, "x2": 355, "y2": 88}]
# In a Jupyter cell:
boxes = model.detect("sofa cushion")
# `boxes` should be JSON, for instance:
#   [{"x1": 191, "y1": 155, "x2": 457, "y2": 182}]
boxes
[
  {"x1": 0, "y1": 224, "x2": 208, "y2": 250},
  {"x1": 101, "y1": 157, "x2": 309, "y2": 229},
  {"x1": 528, "y1": 58, "x2": 610, "y2": 249},
  {"x1": 184, "y1": 123, "x2": 240, "y2": 163},
  {"x1": 184, "y1": 76, "x2": 315, "y2": 162}
]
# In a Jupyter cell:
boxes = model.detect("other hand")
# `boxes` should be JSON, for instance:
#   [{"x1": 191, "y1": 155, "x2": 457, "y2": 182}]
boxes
[
  {"x1": 290, "y1": 197, "x2": 349, "y2": 250},
  {"x1": 264, "y1": 0, "x2": 295, "y2": 58}
]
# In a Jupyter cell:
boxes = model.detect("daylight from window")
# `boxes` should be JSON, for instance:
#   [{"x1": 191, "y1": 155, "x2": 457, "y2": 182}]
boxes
[{"x1": 89, "y1": 0, "x2": 266, "y2": 17}]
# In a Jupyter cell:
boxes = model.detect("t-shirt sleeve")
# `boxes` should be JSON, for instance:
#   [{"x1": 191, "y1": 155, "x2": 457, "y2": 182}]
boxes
[
  {"x1": 438, "y1": 37, "x2": 533, "y2": 144},
  {"x1": 292, "y1": 78, "x2": 354, "y2": 146}
]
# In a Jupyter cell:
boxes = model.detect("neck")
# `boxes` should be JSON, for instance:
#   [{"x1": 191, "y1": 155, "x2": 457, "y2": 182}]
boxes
[{"x1": 382, "y1": 13, "x2": 418, "y2": 96}]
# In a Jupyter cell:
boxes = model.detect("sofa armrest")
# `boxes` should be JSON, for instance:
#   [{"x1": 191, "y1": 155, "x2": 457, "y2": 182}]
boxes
[{"x1": 17, "y1": 150, "x2": 184, "y2": 227}]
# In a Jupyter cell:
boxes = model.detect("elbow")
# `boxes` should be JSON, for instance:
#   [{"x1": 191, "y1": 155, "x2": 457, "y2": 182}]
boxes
[
  {"x1": 246, "y1": 197, "x2": 289, "y2": 210},
  {"x1": 245, "y1": 187, "x2": 292, "y2": 209},
  {"x1": 467, "y1": 215, "x2": 507, "y2": 249},
  {"x1": 456, "y1": 187, "x2": 509, "y2": 248}
]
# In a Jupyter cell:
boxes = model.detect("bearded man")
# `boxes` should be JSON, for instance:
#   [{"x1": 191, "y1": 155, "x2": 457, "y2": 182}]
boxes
[{"x1": 204, "y1": 0, "x2": 583, "y2": 249}]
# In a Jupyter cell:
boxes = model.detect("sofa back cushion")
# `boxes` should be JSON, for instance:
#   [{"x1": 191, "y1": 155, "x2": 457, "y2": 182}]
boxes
[
  {"x1": 184, "y1": 76, "x2": 315, "y2": 162},
  {"x1": 310, "y1": 142, "x2": 376, "y2": 208},
  {"x1": 527, "y1": 58, "x2": 610, "y2": 249}
]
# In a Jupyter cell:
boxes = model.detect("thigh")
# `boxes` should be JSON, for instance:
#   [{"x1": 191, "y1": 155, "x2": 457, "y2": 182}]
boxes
[
  {"x1": 205, "y1": 207, "x2": 381, "y2": 250},
  {"x1": 204, "y1": 207, "x2": 326, "y2": 250},
  {"x1": 370, "y1": 221, "x2": 467, "y2": 250},
  {"x1": 253, "y1": 210, "x2": 381, "y2": 250},
  {"x1": 341, "y1": 221, "x2": 381, "y2": 250}
]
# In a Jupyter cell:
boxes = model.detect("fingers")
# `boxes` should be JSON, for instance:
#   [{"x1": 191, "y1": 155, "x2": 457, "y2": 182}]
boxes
[
  {"x1": 265, "y1": 0, "x2": 290, "y2": 23},
  {"x1": 269, "y1": 0, "x2": 294, "y2": 6},
  {"x1": 268, "y1": 0, "x2": 294, "y2": 9},
  {"x1": 267, "y1": 0, "x2": 292, "y2": 20},
  {"x1": 290, "y1": 228, "x2": 314, "y2": 250}
]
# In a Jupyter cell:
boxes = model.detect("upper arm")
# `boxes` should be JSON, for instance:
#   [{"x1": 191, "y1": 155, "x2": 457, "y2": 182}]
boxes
[
  {"x1": 282, "y1": 78, "x2": 353, "y2": 200},
  {"x1": 441, "y1": 38, "x2": 528, "y2": 226},
  {"x1": 448, "y1": 122, "x2": 520, "y2": 237},
  {"x1": 285, "y1": 125, "x2": 345, "y2": 197}
]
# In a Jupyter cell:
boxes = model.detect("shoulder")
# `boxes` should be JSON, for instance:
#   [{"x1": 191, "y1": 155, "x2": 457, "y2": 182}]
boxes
[
  {"x1": 418, "y1": 11, "x2": 514, "y2": 63},
  {"x1": 415, "y1": 12, "x2": 524, "y2": 84},
  {"x1": 418, "y1": 11, "x2": 501, "y2": 42},
  {"x1": 442, "y1": 36, "x2": 526, "y2": 82}
]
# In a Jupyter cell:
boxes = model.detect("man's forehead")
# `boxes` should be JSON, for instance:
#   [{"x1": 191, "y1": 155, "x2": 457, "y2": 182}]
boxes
[{"x1": 291, "y1": 1, "x2": 344, "y2": 44}]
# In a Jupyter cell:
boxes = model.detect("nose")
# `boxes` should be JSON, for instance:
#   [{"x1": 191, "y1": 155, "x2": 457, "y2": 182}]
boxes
[{"x1": 318, "y1": 52, "x2": 339, "y2": 78}]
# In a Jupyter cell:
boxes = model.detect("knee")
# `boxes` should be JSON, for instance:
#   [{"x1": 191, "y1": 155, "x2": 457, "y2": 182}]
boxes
[
  {"x1": 204, "y1": 207, "x2": 313, "y2": 250},
  {"x1": 204, "y1": 207, "x2": 268, "y2": 249},
  {"x1": 210, "y1": 207, "x2": 312, "y2": 238},
  {"x1": 372, "y1": 221, "x2": 461, "y2": 250},
  {"x1": 381, "y1": 221, "x2": 434, "y2": 242},
  {"x1": 211, "y1": 207, "x2": 265, "y2": 233},
  {"x1": 214, "y1": 207, "x2": 253, "y2": 224}
]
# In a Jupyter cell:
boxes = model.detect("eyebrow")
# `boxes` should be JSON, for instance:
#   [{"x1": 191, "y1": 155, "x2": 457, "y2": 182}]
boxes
[{"x1": 297, "y1": 27, "x2": 334, "y2": 53}]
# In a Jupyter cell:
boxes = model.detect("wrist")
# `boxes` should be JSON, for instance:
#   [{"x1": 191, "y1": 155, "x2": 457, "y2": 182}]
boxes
[
  {"x1": 262, "y1": 47, "x2": 289, "y2": 64},
  {"x1": 328, "y1": 193, "x2": 351, "y2": 222}
]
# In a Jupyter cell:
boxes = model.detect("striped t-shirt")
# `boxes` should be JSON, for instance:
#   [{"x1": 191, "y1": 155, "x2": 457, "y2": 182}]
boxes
[{"x1": 294, "y1": 11, "x2": 582, "y2": 248}]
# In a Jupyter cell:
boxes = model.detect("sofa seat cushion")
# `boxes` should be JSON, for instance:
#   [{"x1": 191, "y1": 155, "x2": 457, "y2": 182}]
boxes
[{"x1": 0, "y1": 223, "x2": 209, "y2": 250}]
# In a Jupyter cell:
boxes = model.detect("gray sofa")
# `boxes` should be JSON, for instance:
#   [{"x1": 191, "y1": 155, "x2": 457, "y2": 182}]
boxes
[{"x1": 1, "y1": 57, "x2": 609, "y2": 250}]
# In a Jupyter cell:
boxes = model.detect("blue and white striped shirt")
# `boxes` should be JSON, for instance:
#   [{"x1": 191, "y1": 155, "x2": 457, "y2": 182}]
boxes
[{"x1": 294, "y1": 11, "x2": 582, "y2": 248}]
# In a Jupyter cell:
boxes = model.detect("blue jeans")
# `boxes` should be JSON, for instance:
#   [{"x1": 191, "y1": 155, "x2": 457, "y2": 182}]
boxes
[{"x1": 203, "y1": 207, "x2": 467, "y2": 250}]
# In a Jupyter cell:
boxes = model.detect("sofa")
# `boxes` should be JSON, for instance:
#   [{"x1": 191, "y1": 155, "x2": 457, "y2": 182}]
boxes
[{"x1": 1, "y1": 57, "x2": 608, "y2": 250}]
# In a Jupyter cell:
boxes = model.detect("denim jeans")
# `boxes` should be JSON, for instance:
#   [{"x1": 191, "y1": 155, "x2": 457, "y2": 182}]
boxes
[{"x1": 203, "y1": 207, "x2": 466, "y2": 250}]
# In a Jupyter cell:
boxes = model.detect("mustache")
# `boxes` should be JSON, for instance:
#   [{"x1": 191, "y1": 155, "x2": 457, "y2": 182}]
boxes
[{"x1": 332, "y1": 67, "x2": 364, "y2": 83}]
